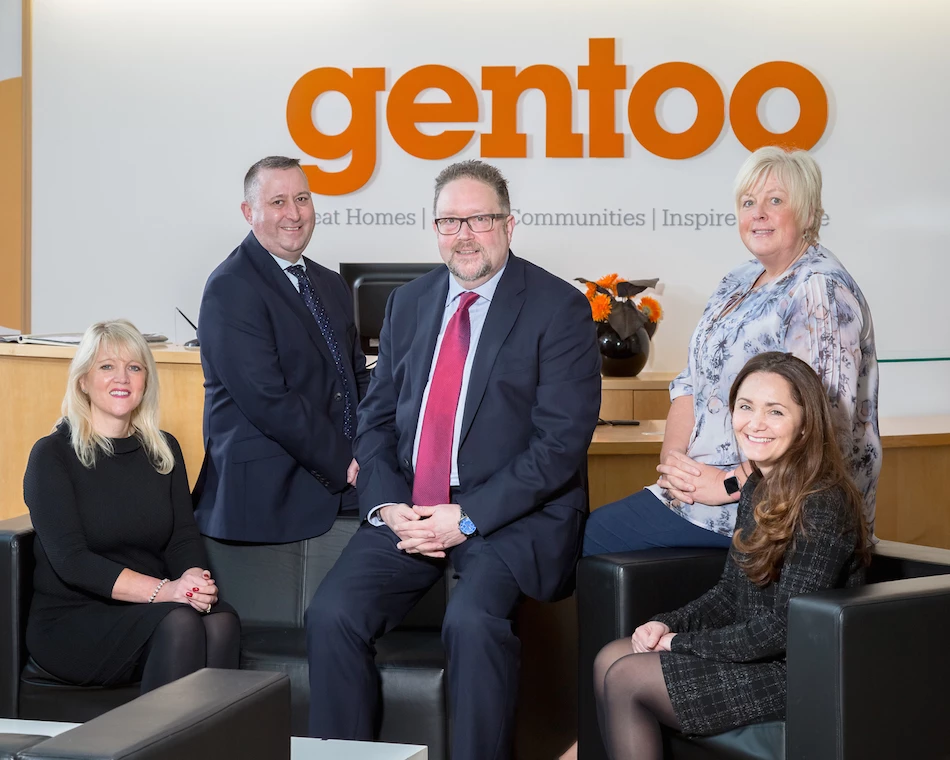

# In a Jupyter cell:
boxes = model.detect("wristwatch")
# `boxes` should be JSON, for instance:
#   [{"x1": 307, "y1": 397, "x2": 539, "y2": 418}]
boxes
[
  {"x1": 723, "y1": 475, "x2": 741, "y2": 496},
  {"x1": 458, "y1": 509, "x2": 477, "y2": 537}
]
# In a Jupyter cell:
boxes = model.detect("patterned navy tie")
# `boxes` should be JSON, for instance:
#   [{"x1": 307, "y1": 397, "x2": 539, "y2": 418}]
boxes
[{"x1": 286, "y1": 264, "x2": 355, "y2": 440}]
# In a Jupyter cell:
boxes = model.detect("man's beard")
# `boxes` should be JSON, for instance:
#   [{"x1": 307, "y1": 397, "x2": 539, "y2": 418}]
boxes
[{"x1": 446, "y1": 247, "x2": 492, "y2": 283}]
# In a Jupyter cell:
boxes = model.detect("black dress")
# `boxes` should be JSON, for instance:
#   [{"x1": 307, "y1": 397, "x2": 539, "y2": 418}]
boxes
[
  {"x1": 23, "y1": 422, "x2": 232, "y2": 686},
  {"x1": 654, "y1": 475, "x2": 864, "y2": 736}
]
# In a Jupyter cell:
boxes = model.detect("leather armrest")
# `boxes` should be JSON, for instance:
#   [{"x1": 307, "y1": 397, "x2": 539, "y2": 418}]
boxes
[
  {"x1": 868, "y1": 539, "x2": 950, "y2": 582},
  {"x1": 0, "y1": 515, "x2": 34, "y2": 718},
  {"x1": 787, "y1": 574, "x2": 950, "y2": 760},
  {"x1": 576, "y1": 548, "x2": 728, "y2": 760},
  {"x1": 20, "y1": 669, "x2": 292, "y2": 760}
]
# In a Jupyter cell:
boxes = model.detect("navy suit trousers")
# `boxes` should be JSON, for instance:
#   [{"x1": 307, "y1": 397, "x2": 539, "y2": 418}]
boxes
[{"x1": 306, "y1": 523, "x2": 523, "y2": 760}]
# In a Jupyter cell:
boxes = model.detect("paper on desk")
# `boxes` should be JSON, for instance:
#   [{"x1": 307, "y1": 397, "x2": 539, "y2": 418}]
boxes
[{"x1": 16, "y1": 333, "x2": 168, "y2": 346}]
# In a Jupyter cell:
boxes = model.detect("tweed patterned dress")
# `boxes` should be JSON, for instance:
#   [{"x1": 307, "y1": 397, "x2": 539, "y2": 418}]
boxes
[{"x1": 653, "y1": 475, "x2": 864, "y2": 736}]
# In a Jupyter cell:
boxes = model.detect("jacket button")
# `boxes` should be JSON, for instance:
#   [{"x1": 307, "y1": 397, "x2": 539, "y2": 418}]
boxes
[{"x1": 333, "y1": 392, "x2": 343, "y2": 402}]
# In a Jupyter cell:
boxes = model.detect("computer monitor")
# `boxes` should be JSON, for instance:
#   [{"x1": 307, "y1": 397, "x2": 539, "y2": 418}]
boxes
[{"x1": 339, "y1": 262, "x2": 443, "y2": 355}]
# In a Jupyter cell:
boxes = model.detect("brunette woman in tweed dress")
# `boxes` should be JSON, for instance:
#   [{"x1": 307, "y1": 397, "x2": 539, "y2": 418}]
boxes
[{"x1": 592, "y1": 352, "x2": 869, "y2": 759}]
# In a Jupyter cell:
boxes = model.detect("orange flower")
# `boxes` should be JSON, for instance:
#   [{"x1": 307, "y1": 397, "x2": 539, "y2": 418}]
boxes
[
  {"x1": 595, "y1": 273, "x2": 626, "y2": 296},
  {"x1": 638, "y1": 296, "x2": 663, "y2": 323},
  {"x1": 585, "y1": 282, "x2": 597, "y2": 301},
  {"x1": 590, "y1": 293, "x2": 612, "y2": 322}
]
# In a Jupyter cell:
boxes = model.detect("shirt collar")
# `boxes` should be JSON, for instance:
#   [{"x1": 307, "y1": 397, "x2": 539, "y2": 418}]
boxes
[
  {"x1": 445, "y1": 255, "x2": 508, "y2": 307},
  {"x1": 271, "y1": 252, "x2": 304, "y2": 272}
]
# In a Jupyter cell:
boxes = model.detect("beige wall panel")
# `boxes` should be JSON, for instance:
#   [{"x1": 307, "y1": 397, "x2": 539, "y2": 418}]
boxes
[{"x1": 0, "y1": 77, "x2": 24, "y2": 331}]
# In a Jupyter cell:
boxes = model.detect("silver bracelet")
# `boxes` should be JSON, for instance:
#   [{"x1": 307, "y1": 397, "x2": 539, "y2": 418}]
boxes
[{"x1": 148, "y1": 578, "x2": 170, "y2": 603}]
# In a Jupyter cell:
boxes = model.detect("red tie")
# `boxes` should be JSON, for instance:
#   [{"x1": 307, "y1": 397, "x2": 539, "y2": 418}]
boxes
[{"x1": 413, "y1": 292, "x2": 479, "y2": 506}]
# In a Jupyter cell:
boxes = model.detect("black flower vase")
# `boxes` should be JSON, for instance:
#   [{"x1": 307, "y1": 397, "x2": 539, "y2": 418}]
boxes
[{"x1": 597, "y1": 322, "x2": 651, "y2": 377}]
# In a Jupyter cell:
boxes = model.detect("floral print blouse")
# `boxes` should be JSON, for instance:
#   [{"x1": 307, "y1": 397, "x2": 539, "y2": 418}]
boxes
[{"x1": 646, "y1": 244, "x2": 881, "y2": 537}]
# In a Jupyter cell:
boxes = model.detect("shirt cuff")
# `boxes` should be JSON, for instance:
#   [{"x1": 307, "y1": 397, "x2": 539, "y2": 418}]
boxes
[{"x1": 367, "y1": 503, "x2": 396, "y2": 526}]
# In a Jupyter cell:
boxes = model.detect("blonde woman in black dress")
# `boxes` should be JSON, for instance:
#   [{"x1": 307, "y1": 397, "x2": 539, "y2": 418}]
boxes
[
  {"x1": 593, "y1": 351, "x2": 869, "y2": 758},
  {"x1": 23, "y1": 320, "x2": 240, "y2": 692}
]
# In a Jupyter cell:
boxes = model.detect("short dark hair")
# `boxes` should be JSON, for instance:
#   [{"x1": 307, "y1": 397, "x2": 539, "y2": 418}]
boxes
[
  {"x1": 433, "y1": 160, "x2": 510, "y2": 216},
  {"x1": 244, "y1": 156, "x2": 303, "y2": 204}
]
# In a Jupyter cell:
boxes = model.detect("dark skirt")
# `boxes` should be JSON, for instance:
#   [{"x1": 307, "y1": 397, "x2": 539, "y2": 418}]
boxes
[
  {"x1": 660, "y1": 651, "x2": 785, "y2": 736},
  {"x1": 27, "y1": 598, "x2": 237, "y2": 687}
]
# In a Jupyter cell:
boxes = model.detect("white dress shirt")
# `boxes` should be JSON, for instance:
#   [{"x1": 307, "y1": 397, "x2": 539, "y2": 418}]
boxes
[{"x1": 368, "y1": 259, "x2": 508, "y2": 525}]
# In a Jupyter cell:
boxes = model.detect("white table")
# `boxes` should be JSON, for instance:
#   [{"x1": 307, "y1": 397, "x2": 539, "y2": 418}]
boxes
[
  {"x1": 292, "y1": 738, "x2": 426, "y2": 759},
  {"x1": 0, "y1": 720, "x2": 426, "y2": 759},
  {"x1": 0, "y1": 718, "x2": 78, "y2": 735}
]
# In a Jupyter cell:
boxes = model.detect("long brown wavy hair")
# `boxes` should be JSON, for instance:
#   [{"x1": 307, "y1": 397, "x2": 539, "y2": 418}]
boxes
[{"x1": 729, "y1": 352, "x2": 869, "y2": 585}]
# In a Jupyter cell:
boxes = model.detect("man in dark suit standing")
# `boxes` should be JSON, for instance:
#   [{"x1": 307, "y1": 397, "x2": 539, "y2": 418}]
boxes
[
  {"x1": 193, "y1": 156, "x2": 369, "y2": 544},
  {"x1": 306, "y1": 160, "x2": 601, "y2": 759}
]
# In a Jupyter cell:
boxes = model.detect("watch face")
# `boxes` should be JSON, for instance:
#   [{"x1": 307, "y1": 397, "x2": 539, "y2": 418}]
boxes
[
  {"x1": 459, "y1": 516, "x2": 477, "y2": 536},
  {"x1": 724, "y1": 476, "x2": 741, "y2": 495}
]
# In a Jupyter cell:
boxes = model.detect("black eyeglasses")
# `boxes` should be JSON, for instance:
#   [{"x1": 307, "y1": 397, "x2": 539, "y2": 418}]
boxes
[{"x1": 434, "y1": 214, "x2": 509, "y2": 235}]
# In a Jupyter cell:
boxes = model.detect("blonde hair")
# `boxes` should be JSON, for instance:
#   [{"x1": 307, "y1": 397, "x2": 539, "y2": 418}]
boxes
[
  {"x1": 62, "y1": 320, "x2": 175, "y2": 473},
  {"x1": 734, "y1": 146, "x2": 824, "y2": 246}
]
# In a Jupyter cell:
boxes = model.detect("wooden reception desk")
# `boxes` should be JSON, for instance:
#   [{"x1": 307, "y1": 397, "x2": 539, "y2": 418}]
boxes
[
  {"x1": 3, "y1": 343, "x2": 949, "y2": 549},
  {"x1": 0, "y1": 343, "x2": 206, "y2": 517}
]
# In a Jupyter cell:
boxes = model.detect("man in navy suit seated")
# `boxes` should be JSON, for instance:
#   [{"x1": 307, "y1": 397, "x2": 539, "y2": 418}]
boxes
[
  {"x1": 193, "y1": 156, "x2": 369, "y2": 544},
  {"x1": 306, "y1": 160, "x2": 602, "y2": 760}
]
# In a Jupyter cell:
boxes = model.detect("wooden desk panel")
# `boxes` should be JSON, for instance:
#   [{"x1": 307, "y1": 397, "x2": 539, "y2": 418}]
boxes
[
  {"x1": 3, "y1": 345, "x2": 949, "y2": 550},
  {"x1": 587, "y1": 419, "x2": 950, "y2": 550},
  {"x1": 599, "y1": 373, "x2": 674, "y2": 422},
  {"x1": 0, "y1": 344, "x2": 203, "y2": 520}
]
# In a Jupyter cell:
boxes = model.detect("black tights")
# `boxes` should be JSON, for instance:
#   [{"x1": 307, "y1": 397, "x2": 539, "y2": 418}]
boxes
[
  {"x1": 137, "y1": 607, "x2": 241, "y2": 694},
  {"x1": 593, "y1": 639, "x2": 682, "y2": 760}
]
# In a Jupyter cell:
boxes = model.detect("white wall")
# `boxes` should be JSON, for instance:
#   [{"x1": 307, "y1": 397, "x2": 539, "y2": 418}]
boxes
[{"x1": 30, "y1": 0, "x2": 950, "y2": 415}]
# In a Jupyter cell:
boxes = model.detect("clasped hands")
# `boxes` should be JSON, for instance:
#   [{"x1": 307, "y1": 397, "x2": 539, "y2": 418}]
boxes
[
  {"x1": 656, "y1": 451, "x2": 739, "y2": 506},
  {"x1": 161, "y1": 567, "x2": 219, "y2": 613},
  {"x1": 631, "y1": 621, "x2": 676, "y2": 653},
  {"x1": 379, "y1": 503, "x2": 465, "y2": 559}
]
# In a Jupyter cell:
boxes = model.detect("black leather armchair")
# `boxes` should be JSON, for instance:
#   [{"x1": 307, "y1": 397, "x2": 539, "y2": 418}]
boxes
[
  {"x1": 201, "y1": 514, "x2": 451, "y2": 755},
  {"x1": 1, "y1": 512, "x2": 579, "y2": 759},
  {"x1": 0, "y1": 513, "x2": 449, "y2": 757},
  {"x1": 577, "y1": 540, "x2": 950, "y2": 760},
  {"x1": 2, "y1": 669, "x2": 290, "y2": 760}
]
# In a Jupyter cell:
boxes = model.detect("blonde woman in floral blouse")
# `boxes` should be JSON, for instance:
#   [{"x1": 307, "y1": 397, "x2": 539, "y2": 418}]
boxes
[{"x1": 583, "y1": 146, "x2": 880, "y2": 556}]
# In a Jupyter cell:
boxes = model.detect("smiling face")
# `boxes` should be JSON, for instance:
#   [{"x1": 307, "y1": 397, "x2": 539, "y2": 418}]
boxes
[
  {"x1": 732, "y1": 371, "x2": 804, "y2": 475},
  {"x1": 80, "y1": 344, "x2": 147, "y2": 437},
  {"x1": 434, "y1": 177, "x2": 514, "y2": 289},
  {"x1": 738, "y1": 171, "x2": 807, "y2": 275},
  {"x1": 242, "y1": 166, "x2": 316, "y2": 262}
]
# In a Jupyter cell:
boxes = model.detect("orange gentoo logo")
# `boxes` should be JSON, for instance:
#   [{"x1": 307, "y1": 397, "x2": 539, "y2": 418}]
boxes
[{"x1": 287, "y1": 38, "x2": 828, "y2": 196}]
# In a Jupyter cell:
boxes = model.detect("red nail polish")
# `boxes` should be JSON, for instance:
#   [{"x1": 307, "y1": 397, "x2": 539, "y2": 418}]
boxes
[
  {"x1": 192, "y1": 587, "x2": 199, "y2": 592},
  {"x1": 185, "y1": 592, "x2": 193, "y2": 597}
]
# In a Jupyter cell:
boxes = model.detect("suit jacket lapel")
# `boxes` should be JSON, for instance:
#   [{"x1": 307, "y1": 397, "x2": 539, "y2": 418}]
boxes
[
  {"x1": 407, "y1": 272, "x2": 450, "y2": 445},
  {"x1": 304, "y1": 256, "x2": 357, "y2": 388},
  {"x1": 242, "y1": 234, "x2": 335, "y2": 365},
  {"x1": 459, "y1": 254, "x2": 526, "y2": 446}
]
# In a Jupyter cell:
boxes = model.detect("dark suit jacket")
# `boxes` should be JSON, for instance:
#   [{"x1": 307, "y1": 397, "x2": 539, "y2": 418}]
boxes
[
  {"x1": 193, "y1": 231, "x2": 369, "y2": 543},
  {"x1": 354, "y1": 252, "x2": 601, "y2": 601}
]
